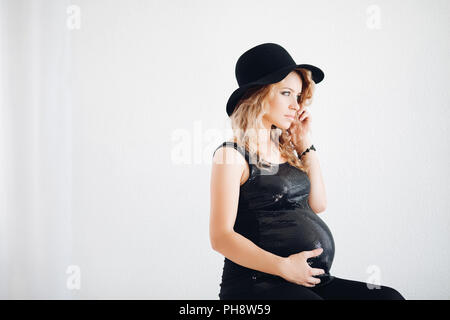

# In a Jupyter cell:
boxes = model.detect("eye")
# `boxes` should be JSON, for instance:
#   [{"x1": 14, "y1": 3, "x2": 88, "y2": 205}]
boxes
[{"x1": 282, "y1": 91, "x2": 302, "y2": 99}]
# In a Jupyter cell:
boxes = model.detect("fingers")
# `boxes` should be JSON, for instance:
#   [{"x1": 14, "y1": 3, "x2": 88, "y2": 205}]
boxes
[
  {"x1": 304, "y1": 247, "x2": 323, "y2": 259},
  {"x1": 300, "y1": 111, "x2": 308, "y2": 121},
  {"x1": 298, "y1": 107, "x2": 310, "y2": 121},
  {"x1": 305, "y1": 268, "x2": 325, "y2": 287},
  {"x1": 297, "y1": 275, "x2": 321, "y2": 287},
  {"x1": 307, "y1": 276, "x2": 321, "y2": 286},
  {"x1": 302, "y1": 282, "x2": 316, "y2": 288},
  {"x1": 311, "y1": 268, "x2": 326, "y2": 277}
]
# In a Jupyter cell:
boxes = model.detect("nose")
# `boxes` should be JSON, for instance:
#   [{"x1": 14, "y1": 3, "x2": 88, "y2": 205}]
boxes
[{"x1": 289, "y1": 99, "x2": 300, "y2": 111}]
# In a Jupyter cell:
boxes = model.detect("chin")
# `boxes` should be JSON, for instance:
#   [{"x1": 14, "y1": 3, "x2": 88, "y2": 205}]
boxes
[{"x1": 273, "y1": 119, "x2": 291, "y2": 130}]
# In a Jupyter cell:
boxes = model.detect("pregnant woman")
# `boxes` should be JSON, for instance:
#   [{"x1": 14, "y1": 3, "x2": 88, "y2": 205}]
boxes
[{"x1": 209, "y1": 43, "x2": 405, "y2": 300}]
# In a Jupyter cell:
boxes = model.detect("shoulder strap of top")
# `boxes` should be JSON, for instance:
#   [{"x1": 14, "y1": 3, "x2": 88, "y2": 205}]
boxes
[{"x1": 213, "y1": 141, "x2": 251, "y2": 165}]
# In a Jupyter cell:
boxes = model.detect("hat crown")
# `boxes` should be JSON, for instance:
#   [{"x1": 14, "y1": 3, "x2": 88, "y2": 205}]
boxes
[{"x1": 235, "y1": 43, "x2": 296, "y2": 86}]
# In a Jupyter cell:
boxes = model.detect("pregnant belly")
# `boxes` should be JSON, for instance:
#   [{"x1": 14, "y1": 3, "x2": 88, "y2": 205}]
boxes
[{"x1": 255, "y1": 208, "x2": 335, "y2": 278}]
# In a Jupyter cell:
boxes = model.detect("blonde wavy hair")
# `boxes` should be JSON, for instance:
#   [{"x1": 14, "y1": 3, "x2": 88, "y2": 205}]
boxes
[{"x1": 229, "y1": 68, "x2": 316, "y2": 173}]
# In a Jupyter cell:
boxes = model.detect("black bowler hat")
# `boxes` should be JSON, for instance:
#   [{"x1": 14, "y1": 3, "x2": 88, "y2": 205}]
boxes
[{"x1": 226, "y1": 43, "x2": 325, "y2": 117}]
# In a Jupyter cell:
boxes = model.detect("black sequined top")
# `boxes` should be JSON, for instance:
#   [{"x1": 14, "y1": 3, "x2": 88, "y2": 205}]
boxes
[{"x1": 213, "y1": 141, "x2": 336, "y2": 296}]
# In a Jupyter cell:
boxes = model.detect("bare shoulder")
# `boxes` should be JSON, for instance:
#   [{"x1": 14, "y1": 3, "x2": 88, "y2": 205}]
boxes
[
  {"x1": 210, "y1": 142, "x2": 246, "y2": 248},
  {"x1": 212, "y1": 142, "x2": 246, "y2": 167}
]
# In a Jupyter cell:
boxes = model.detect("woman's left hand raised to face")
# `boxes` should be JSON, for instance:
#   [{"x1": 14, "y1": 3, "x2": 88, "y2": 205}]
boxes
[{"x1": 288, "y1": 106, "x2": 313, "y2": 152}]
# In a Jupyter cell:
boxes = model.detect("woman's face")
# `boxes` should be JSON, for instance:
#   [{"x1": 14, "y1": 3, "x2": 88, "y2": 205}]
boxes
[{"x1": 263, "y1": 71, "x2": 303, "y2": 130}]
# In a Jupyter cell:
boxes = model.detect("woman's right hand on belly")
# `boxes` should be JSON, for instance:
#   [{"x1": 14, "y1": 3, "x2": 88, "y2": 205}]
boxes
[{"x1": 278, "y1": 248, "x2": 326, "y2": 287}]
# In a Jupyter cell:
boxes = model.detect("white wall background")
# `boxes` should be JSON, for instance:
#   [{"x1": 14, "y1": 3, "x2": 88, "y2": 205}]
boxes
[{"x1": 1, "y1": 0, "x2": 449, "y2": 299}]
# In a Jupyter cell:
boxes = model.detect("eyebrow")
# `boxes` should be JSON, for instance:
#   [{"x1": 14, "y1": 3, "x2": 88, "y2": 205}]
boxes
[{"x1": 281, "y1": 87, "x2": 302, "y2": 95}]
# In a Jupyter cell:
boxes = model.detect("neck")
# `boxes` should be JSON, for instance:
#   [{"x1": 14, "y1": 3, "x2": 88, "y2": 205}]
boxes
[{"x1": 258, "y1": 118, "x2": 278, "y2": 158}]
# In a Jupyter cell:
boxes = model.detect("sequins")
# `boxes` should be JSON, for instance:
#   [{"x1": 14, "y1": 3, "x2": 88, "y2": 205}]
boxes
[{"x1": 273, "y1": 193, "x2": 284, "y2": 202}]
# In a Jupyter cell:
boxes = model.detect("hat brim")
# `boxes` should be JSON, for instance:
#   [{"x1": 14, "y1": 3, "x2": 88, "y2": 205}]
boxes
[{"x1": 226, "y1": 63, "x2": 324, "y2": 117}]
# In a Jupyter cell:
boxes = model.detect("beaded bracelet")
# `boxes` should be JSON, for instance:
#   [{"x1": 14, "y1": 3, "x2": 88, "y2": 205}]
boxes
[{"x1": 299, "y1": 144, "x2": 316, "y2": 159}]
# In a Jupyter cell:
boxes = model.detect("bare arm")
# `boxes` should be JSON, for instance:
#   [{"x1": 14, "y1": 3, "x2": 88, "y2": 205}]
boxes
[
  {"x1": 209, "y1": 146, "x2": 286, "y2": 277},
  {"x1": 212, "y1": 231, "x2": 286, "y2": 277},
  {"x1": 297, "y1": 137, "x2": 327, "y2": 214}
]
